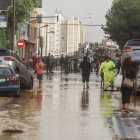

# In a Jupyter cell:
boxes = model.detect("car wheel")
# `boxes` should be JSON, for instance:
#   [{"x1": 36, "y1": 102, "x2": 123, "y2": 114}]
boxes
[{"x1": 27, "y1": 78, "x2": 33, "y2": 89}]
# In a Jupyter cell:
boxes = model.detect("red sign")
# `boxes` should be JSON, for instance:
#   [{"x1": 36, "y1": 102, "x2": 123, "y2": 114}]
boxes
[{"x1": 17, "y1": 39, "x2": 25, "y2": 48}]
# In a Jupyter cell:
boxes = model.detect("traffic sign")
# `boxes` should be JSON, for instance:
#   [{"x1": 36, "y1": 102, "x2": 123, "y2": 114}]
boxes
[{"x1": 17, "y1": 39, "x2": 24, "y2": 48}]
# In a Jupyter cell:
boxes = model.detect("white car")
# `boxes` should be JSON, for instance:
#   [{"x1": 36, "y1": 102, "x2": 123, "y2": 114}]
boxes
[{"x1": 121, "y1": 39, "x2": 140, "y2": 65}]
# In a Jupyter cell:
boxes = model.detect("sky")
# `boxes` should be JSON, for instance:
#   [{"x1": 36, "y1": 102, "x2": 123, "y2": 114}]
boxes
[{"x1": 42, "y1": 0, "x2": 113, "y2": 42}]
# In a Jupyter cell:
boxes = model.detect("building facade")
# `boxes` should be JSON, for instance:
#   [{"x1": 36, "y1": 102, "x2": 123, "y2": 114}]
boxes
[
  {"x1": 19, "y1": 8, "x2": 38, "y2": 62},
  {"x1": 46, "y1": 13, "x2": 86, "y2": 57}
]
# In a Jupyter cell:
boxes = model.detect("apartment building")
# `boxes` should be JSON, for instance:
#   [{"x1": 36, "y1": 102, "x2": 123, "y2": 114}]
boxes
[
  {"x1": 65, "y1": 18, "x2": 80, "y2": 55},
  {"x1": 45, "y1": 13, "x2": 63, "y2": 56},
  {"x1": 46, "y1": 13, "x2": 86, "y2": 56}
]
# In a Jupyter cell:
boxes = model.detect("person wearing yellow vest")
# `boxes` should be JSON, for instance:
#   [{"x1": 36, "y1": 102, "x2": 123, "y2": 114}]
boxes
[{"x1": 100, "y1": 56, "x2": 115, "y2": 91}]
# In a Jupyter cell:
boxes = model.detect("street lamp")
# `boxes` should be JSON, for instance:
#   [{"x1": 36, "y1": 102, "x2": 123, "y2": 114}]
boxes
[
  {"x1": 45, "y1": 30, "x2": 55, "y2": 56},
  {"x1": 39, "y1": 23, "x2": 55, "y2": 57},
  {"x1": 39, "y1": 24, "x2": 48, "y2": 58},
  {"x1": 36, "y1": 11, "x2": 45, "y2": 58}
]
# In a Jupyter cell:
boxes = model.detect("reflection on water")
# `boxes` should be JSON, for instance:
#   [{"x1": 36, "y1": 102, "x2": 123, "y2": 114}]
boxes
[
  {"x1": 0, "y1": 72, "x2": 115, "y2": 140},
  {"x1": 60, "y1": 75, "x2": 69, "y2": 90},
  {"x1": 81, "y1": 90, "x2": 89, "y2": 111},
  {"x1": 60, "y1": 75, "x2": 69, "y2": 82},
  {"x1": 64, "y1": 78, "x2": 68, "y2": 82},
  {"x1": 33, "y1": 90, "x2": 43, "y2": 108},
  {"x1": 45, "y1": 74, "x2": 52, "y2": 80},
  {"x1": 100, "y1": 91, "x2": 113, "y2": 120}
]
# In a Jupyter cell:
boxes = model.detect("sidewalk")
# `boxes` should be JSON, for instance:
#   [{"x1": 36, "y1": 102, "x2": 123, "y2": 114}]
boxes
[
  {"x1": 112, "y1": 96, "x2": 140, "y2": 140},
  {"x1": 113, "y1": 115, "x2": 140, "y2": 140}
]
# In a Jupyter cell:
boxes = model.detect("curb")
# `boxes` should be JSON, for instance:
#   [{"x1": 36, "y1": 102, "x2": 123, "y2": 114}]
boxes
[{"x1": 112, "y1": 116, "x2": 140, "y2": 140}]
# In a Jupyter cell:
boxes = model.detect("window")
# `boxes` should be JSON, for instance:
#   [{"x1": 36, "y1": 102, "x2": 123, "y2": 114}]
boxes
[
  {"x1": 0, "y1": 67, "x2": 13, "y2": 76},
  {"x1": 126, "y1": 40, "x2": 140, "y2": 46}
]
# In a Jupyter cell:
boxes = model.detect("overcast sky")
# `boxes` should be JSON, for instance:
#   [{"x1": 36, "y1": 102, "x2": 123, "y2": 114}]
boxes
[{"x1": 42, "y1": 0, "x2": 113, "y2": 42}]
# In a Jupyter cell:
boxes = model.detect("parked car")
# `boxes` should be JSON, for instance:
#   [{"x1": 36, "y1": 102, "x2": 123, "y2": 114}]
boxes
[
  {"x1": 0, "y1": 64, "x2": 20, "y2": 97},
  {"x1": 0, "y1": 49, "x2": 34, "y2": 89},
  {"x1": 121, "y1": 39, "x2": 140, "y2": 65}
]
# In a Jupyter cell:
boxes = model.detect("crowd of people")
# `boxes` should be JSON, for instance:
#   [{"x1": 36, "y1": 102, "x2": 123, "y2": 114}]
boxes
[{"x1": 30, "y1": 51, "x2": 140, "y2": 114}]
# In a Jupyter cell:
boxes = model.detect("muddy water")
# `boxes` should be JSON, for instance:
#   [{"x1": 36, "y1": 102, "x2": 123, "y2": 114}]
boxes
[{"x1": 0, "y1": 72, "x2": 121, "y2": 140}]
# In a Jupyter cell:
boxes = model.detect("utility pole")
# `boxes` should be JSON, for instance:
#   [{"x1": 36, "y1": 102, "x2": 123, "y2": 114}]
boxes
[
  {"x1": 13, "y1": 0, "x2": 16, "y2": 51},
  {"x1": 39, "y1": 23, "x2": 41, "y2": 57}
]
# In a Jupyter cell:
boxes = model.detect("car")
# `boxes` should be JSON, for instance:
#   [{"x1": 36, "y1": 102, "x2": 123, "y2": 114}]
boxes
[
  {"x1": 107, "y1": 45, "x2": 118, "y2": 50},
  {"x1": 0, "y1": 65, "x2": 20, "y2": 97},
  {"x1": 121, "y1": 39, "x2": 140, "y2": 65},
  {"x1": 0, "y1": 49, "x2": 34, "y2": 89}
]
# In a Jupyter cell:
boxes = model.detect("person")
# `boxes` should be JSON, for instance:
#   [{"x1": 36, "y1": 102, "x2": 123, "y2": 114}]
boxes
[
  {"x1": 81, "y1": 90, "x2": 89, "y2": 111},
  {"x1": 99, "y1": 58, "x2": 106, "y2": 89},
  {"x1": 69, "y1": 59, "x2": 74, "y2": 72},
  {"x1": 99, "y1": 56, "x2": 115, "y2": 91},
  {"x1": 94, "y1": 57, "x2": 100, "y2": 75},
  {"x1": 113, "y1": 54, "x2": 121, "y2": 74},
  {"x1": 45, "y1": 53, "x2": 51, "y2": 74},
  {"x1": 32, "y1": 52, "x2": 38, "y2": 73},
  {"x1": 64, "y1": 55, "x2": 69, "y2": 74},
  {"x1": 49, "y1": 55, "x2": 55, "y2": 73},
  {"x1": 79, "y1": 56, "x2": 92, "y2": 89},
  {"x1": 35, "y1": 58, "x2": 45, "y2": 88},
  {"x1": 74, "y1": 58, "x2": 78, "y2": 73},
  {"x1": 60, "y1": 54, "x2": 64, "y2": 73},
  {"x1": 121, "y1": 57, "x2": 138, "y2": 113}
]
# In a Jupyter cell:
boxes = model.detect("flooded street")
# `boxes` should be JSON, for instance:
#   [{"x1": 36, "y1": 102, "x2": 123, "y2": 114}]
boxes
[{"x1": 0, "y1": 71, "x2": 122, "y2": 140}]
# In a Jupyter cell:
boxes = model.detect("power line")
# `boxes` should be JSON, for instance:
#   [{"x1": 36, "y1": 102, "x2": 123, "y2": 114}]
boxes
[
  {"x1": 40, "y1": 22, "x2": 106, "y2": 27},
  {"x1": 30, "y1": 16, "x2": 57, "y2": 18}
]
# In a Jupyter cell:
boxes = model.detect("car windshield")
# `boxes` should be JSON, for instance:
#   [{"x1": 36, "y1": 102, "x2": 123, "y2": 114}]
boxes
[
  {"x1": 126, "y1": 40, "x2": 140, "y2": 46},
  {"x1": 0, "y1": 67, "x2": 13, "y2": 76}
]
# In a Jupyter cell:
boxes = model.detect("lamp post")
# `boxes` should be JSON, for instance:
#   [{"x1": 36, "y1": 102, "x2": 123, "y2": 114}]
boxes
[
  {"x1": 39, "y1": 24, "x2": 48, "y2": 58},
  {"x1": 45, "y1": 30, "x2": 55, "y2": 56},
  {"x1": 36, "y1": 12, "x2": 43, "y2": 57},
  {"x1": 38, "y1": 23, "x2": 55, "y2": 58},
  {"x1": 30, "y1": 13, "x2": 58, "y2": 57}
]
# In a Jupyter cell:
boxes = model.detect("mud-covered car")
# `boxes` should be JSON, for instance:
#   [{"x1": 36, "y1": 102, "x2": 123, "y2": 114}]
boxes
[
  {"x1": 0, "y1": 64, "x2": 20, "y2": 97},
  {"x1": 0, "y1": 49, "x2": 33, "y2": 89}
]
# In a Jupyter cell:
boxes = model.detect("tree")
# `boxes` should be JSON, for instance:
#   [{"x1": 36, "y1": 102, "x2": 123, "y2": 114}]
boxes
[
  {"x1": 103, "y1": 0, "x2": 140, "y2": 49},
  {"x1": 0, "y1": 0, "x2": 39, "y2": 49}
]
